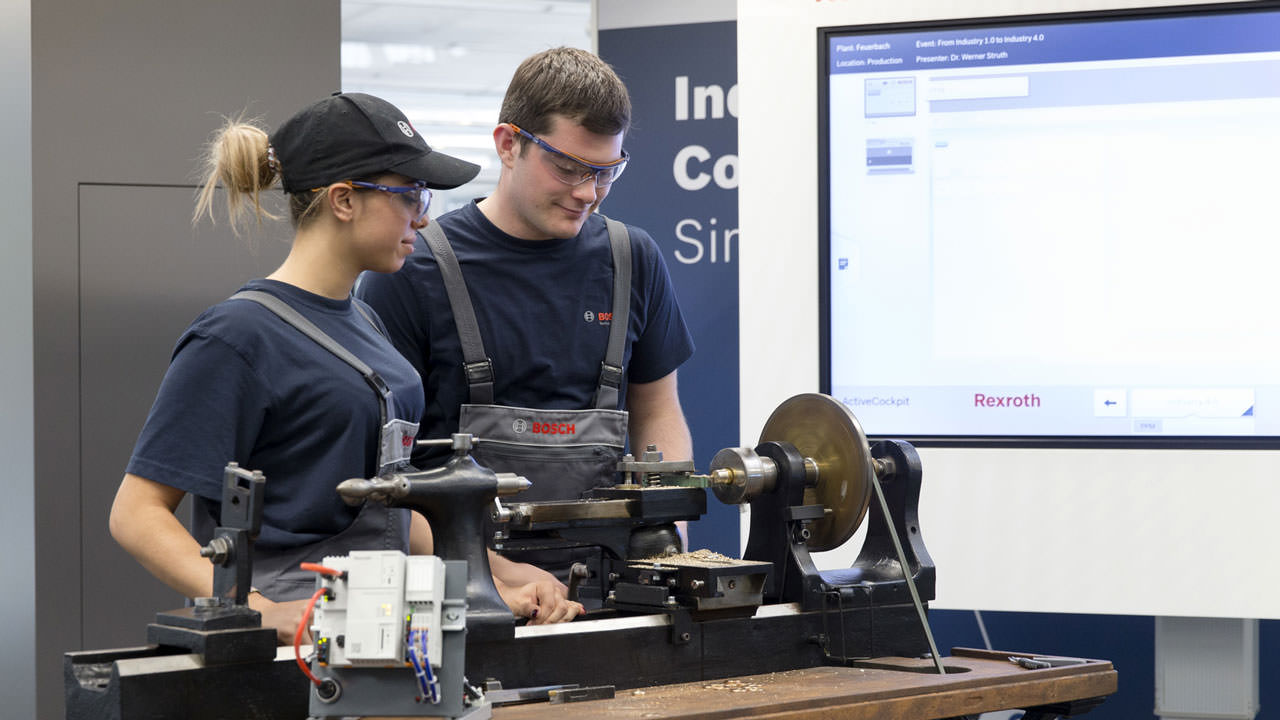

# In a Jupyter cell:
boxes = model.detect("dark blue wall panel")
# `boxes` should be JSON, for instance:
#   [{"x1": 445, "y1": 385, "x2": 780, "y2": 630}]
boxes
[{"x1": 598, "y1": 21, "x2": 740, "y2": 556}]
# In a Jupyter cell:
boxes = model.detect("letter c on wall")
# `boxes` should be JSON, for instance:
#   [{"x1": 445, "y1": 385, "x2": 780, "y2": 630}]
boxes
[{"x1": 673, "y1": 144, "x2": 712, "y2": 190}]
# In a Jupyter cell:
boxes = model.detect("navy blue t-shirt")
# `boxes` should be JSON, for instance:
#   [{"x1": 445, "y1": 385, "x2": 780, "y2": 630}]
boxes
[
  {"x1": 357, "y1": 202, "x2": 695, "y2": 466},
  {"x1": 126, "y1": 279, "x2": 425, "y2": 550}
]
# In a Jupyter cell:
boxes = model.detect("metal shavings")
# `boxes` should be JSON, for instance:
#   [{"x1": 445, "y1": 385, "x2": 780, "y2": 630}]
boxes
[
  {"x1": 702, "y1": 679, "x2": 765, "y2": 692},
  {"x1": 638, "y1": 548, "x2": 744, "y2": 567}
]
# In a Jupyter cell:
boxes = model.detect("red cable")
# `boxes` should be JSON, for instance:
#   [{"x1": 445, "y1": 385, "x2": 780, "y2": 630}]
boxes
[
  {"x1": 294, "y1": 586, "x2": 328, "y2": 687},
  {"x1": 299, "y1": 562, "x2": 343, "y2": 577}
]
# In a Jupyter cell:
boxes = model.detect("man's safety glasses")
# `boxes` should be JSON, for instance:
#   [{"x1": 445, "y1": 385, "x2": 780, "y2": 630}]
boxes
[{"x1": 508, "y1": 123, "x2": 628, "y2": 188}]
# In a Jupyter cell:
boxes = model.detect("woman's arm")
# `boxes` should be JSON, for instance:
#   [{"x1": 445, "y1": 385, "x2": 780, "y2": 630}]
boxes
[
  {"x1": 109, "y1": 473, "x2": 308, "y2": 644},
  {"x1": 408, "y1": 510, "x2": 434, "y2": 554},
  {"x1": 110, "y1": 474, "x2": 211, "y2": 597},
  {"x1": 487, "y1": 551, "x2": 583, "y2": 624}
]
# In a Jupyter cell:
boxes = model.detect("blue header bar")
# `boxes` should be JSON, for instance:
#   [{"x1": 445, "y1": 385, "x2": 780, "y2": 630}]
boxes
[{"x1": 829, "y1": 8, "x2": 1280, "y2": 74}]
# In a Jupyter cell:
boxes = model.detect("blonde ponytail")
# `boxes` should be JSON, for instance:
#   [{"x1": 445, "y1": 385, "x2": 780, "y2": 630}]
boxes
[{"x1": 193, "y1": 116, "x2": 282, "y2": 231}]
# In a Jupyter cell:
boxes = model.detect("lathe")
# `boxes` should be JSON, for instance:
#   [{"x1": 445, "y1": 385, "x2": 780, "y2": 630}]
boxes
[{"x1": 65, "y1": 393, "x2": 1116, "y2": 719}]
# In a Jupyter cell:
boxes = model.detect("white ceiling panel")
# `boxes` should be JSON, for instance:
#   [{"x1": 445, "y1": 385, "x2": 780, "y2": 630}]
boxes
[{"x1": 342, "y1": 0, "x2": 593, "y2": 211}]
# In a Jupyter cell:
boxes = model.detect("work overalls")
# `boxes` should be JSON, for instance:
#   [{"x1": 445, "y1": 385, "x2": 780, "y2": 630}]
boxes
[
  {"x1": 228, "y1": 290, "x2": 419, "y2": 601},
  {"x1": 422, "y1": 219, "x2": 632, "y2": 586}
]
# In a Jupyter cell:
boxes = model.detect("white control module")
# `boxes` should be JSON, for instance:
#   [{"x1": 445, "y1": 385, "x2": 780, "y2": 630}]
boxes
[{"x1": 312, "y1": 551, "x2": 447, "y2": 668}]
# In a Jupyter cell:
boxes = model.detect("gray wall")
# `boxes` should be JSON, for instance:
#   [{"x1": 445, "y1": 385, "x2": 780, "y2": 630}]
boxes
[
  {"x1": 1, "y1": 0, "x2": 34, "y2": 718},
  {"x1": 25, "y1": 1, "x2": 339, "y2": 717}
]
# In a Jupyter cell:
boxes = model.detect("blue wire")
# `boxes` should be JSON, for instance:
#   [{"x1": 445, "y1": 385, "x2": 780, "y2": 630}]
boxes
[
  {"x1": 407, "y1": 630, "x2": 432, "y2": 702},
  {"x1": 420, "y1": 628, "x2": 440, "y2": 703}
]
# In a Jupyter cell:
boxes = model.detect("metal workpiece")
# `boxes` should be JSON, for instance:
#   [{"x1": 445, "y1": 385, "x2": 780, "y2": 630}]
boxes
[{"x1": 708, "y1": 446, "x2": 778, "y2": 505}]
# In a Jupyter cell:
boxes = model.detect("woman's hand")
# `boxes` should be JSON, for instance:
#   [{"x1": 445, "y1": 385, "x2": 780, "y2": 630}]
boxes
[
  {"x1": 495, "y1": 577, "x2": 584, "y2": 624},
  {"x1": 248, "y1": 593, "x2": 313, "y2": 645}
]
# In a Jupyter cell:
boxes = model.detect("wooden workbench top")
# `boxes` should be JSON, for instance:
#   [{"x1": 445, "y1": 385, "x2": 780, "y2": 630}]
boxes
[{"x1": 484, "y1": 648, "x2": 1117, "y2": 720}]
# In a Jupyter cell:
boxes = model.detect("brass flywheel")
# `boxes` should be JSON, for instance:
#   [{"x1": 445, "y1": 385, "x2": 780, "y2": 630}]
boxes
[{"x1": 758, "y1": 393, "x2": 874, "y2": 551}]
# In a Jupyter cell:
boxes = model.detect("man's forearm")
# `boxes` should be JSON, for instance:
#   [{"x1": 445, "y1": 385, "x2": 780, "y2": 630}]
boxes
[
  {"x1": 631, "y1": 418, "x2": 692, "y2": 461},
  {"x1": 627, "y1": 371, "x2": 692, "y2": 461},
  {"x1": 488, "y1": 550, "x2": 561, "y2": 586}
]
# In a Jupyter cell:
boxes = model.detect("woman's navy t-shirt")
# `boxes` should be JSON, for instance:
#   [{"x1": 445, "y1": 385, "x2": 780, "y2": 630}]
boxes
[{"x1": 126, "y1": 278, "x2": 424, "y2": 551}]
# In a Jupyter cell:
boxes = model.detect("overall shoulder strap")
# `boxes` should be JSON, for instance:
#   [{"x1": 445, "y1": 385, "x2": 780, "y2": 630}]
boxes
[
  {"x1": 420, "y1": 224, "x2": 495, "y2": 405},
  {"x1": 229, "y1": 290, "x2": 390, "y2": 424},
  {"x1": 595, "y1": 217, "x2": 632, "y2": 409},
  {"x1": 350, "y1": 300, "x2": 385, "y2": 337}
]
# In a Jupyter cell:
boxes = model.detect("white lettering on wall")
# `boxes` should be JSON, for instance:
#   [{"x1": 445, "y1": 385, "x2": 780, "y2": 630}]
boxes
[
  {"x1": 673, "y1": 144, "x2": 738, "y2": 191},
  {"x1": 674, "y1": 217, "x2": 738, "y2": 264},
  {"x1": 674, "y1": 76, "x2": 739, "y2": 121}
]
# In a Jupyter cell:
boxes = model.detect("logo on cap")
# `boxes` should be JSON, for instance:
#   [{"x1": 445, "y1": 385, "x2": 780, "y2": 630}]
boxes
[{"x1": 397, "y1": 121, "x2": 415, "y2": 138}]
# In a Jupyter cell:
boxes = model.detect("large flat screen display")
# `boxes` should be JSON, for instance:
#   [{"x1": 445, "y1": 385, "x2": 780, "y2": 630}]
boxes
[{"x1": 819, "y1": 2, "x2": 1280, "y2": 445}]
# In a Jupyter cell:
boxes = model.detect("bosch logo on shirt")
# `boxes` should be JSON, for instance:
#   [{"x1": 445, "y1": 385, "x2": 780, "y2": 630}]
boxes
[
  {"x1": 583, "y1": 310, "x2": 612, "y2": 326},
  {"x1": 512, "y1": 418, "x2": 529, "y2": 434}
]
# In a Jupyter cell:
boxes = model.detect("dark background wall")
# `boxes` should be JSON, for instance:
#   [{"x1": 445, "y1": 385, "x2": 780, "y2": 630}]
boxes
[{"x1": 26, "y1": 2, "x2": 339, "y2": 716}]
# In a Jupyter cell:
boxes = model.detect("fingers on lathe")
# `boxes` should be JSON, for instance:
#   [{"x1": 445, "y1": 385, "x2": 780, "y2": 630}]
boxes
[
  {"x1": 537, "y1": 581, "x2": 566, "y2": 606},
  {"x1": 527, "y1": 605, "x2": 547, "y2": 625},
  {"x1": 515, "y1": 598, "x2": 537, "y2": 620},
  {"x1": 544, "y1": 598, "x2": 581, "y2": 624}
]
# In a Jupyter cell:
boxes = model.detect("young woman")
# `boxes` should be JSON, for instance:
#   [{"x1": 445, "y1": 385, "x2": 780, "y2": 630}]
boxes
[{"x1": 109, "y1": 92, "x2": 581, "y2": 643}]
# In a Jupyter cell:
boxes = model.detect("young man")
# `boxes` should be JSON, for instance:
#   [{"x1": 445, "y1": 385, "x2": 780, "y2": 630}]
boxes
[{"x1": 357, "y1": 48, "x2": 695, "y2": 583}]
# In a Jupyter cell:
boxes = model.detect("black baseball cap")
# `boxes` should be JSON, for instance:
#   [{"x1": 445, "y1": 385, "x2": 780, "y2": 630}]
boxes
[{"x1": 269, "y1": 92, "x2": 480, "y2": 193}]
